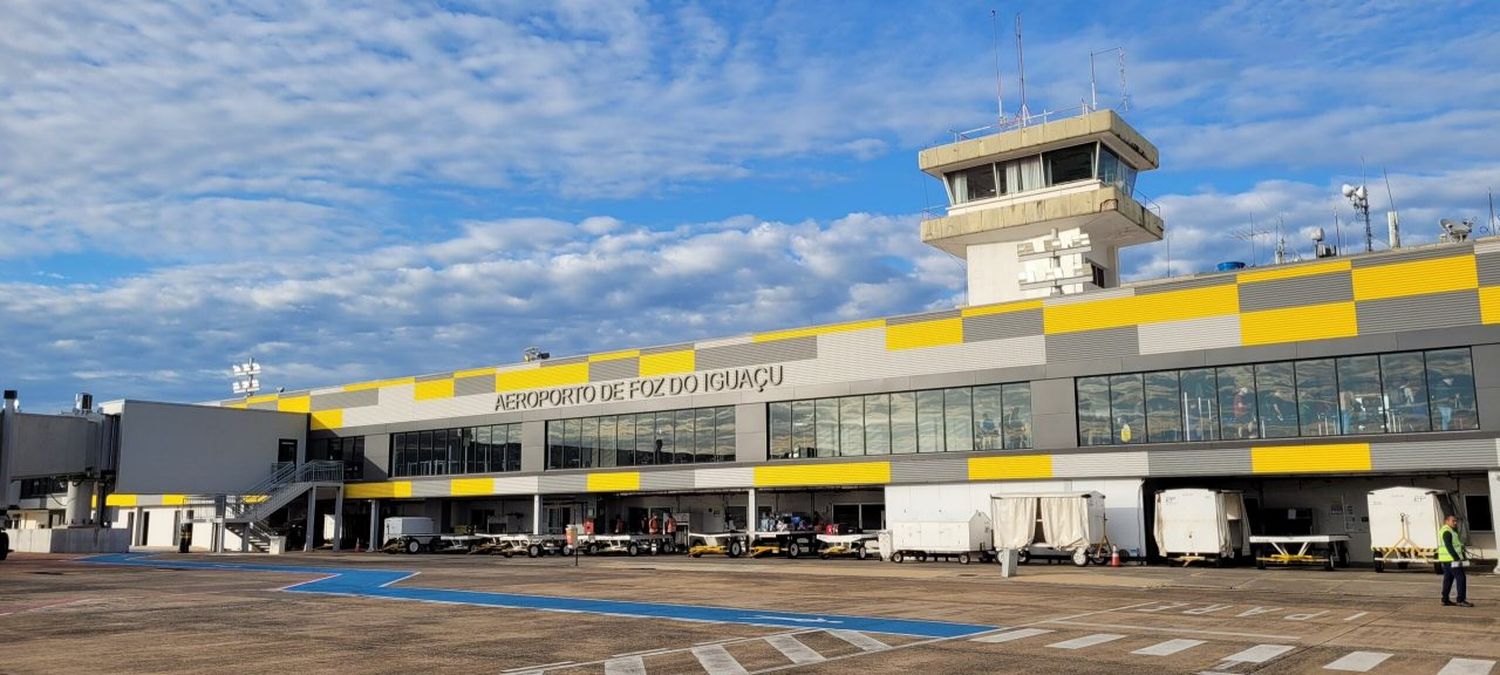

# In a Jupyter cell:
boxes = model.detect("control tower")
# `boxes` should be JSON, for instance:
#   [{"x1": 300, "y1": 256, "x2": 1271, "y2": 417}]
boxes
[{"x1": 919, "y1": 110, "x2": 1163, "y2": 305}]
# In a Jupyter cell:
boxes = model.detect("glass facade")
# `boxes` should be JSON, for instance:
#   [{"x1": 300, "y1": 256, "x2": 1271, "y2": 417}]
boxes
[
  {"x1": 1077, "y1": 348, "x2": 1479, "y2": 446},
  {"x1": 309, "y1": 436, "x2": 366, "y2": 480},
  {"x1": 390, "y1": 424, "x2": 521, "y2": 477},
  {"x1": 946, "y1": 142, "x2": 1138, "y2": 205},
  {"x1": 769, "y1": 383, "x2": 1032, "y2": 459},
  {"x1": 546, "y1": 406, "x2": 735, "y2": 470}
]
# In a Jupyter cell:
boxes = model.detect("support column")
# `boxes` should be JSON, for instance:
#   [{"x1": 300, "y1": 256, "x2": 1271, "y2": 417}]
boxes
[
  {"x1": 746, "y1": 488, "x2": 757, "y2": 532},
  {"x1": 303, "y1": 488, "x2": 317, "y2": 552},
  {"x1": 331, "y1": 486, "x2": 344, "y2": 552},
  {"x1": 532, "y1": 494, "x2": 542, "y2": 535},
  {"x1": 368, "y1": 499, "x2": 380, "y2": 553},
  {"x1": 65, "y1": 480, "x2": 95, "y2": 526},
  {"x1": 1490, "y1": 470, "x2": 1500, "y2": 574}
]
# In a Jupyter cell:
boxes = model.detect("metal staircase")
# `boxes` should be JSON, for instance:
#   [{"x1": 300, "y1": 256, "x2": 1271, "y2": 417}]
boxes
[{"x1": 223, "y1": 461, "x2": 343, "y2": 552}]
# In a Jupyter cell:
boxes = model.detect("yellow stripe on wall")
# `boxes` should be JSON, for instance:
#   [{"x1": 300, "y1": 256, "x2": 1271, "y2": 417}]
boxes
[
  {"x1": 961, "y1": 299, "x2": 1044, "y2": 317},
  {"x1": 245, "y1": 393, "x2": 279, "y2": 405},
  {"x1": 753, "y1": 462, "x2": 891, "y2": 487},
  {"x1": 588, "y1": 349, "x2": 641, "y2": 362},
  {"x1": 1237, "y1": 258, "x2": 1350, "y2": 284},
  {"x1": 343, "y1": 377, "x2": 415, "y2": 392},
  {"x1": 310, "y1": 409, "x2": 344, "y2": 431},
  {"x1": 639, "y1": 350, "x2": 696, "y2": 376},
  {"x1": 105, "y1": 494, "x2": 138, "y2": 507},
  {"x1": 496, "y1": 363, "x2": 590, "y2": 392},
  {"x1": 414, "y1": 379, "x2": 455, "y2": 401},
  {"x1": 587, "y1": 472, "x2": 642, "y2": 492},
  {"x1": 1352, "y1": 255, "x2": 1477, "y2": 302},
  {"x1": 345, "y1": 481, "x2": 414, "y2": 499},
  {"x1": 1479, "y1": 286, "x2": 1500, "y2": 324},
  {"x1": 454, "y1": 367, "x2": 496, "y2": 378},
  {"x1": 968, "y1": 454, "x2": 1054, "y2": 480},
  {"x1": 450, "y1": 478, "x2": 496, "y2": 497},
  {"x1": 161, "y1": 494, "x2": 188, "y2": 506},
  {"x1": 885, "y1": 317, "x2": 963, "y2": 350},
  {"x1": 1240, "y1": 301, "x2": 1357, "y2": 346},
  {"x1": 1250, "y1": 443, "x2": 1371, "y2": 474},
  {"x1": 277, "y1": 396, "x2": 310, "y2": 413},
  {"x1": 754, "y1": 319, "x2": 886, "y2": 343},
  {"x1": 226, "y1": 401, "x2": 248, "y2": 410},
  {"x1": 1044, "y1": 284, "x2": 1239, "y2": 334}
]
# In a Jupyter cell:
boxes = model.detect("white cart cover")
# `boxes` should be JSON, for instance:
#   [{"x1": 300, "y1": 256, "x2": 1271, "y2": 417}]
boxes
[
  {"x1": 1039, "y1": 495, "x2": 1094, "y2": 550},
  {"x1": 1154, "y1": 489, "x2": 1250, "y2": 557},
  {"x1": 990, "y1": 496, "x2": 1039, "y2": 549}
]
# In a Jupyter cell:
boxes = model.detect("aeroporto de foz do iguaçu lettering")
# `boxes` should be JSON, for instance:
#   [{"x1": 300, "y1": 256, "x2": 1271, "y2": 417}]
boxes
[{"x1": 494, "y1": 365, "x2": 785, "y2": 412}]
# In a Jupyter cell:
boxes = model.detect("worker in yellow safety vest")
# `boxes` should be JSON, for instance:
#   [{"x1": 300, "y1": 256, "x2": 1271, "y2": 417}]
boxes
[{"x1": 1438, "y1": 514, "x2": 1473, "y2": 608}]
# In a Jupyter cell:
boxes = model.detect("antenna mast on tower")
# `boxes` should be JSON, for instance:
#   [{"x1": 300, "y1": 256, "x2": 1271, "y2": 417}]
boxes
[{"x1": 1015, "y1": 14, "x2": 1029, "y2": 122}]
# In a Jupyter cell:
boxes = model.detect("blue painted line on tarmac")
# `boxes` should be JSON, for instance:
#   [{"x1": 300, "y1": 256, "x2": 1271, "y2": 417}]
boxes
[{"x1": 79, "y1": 554, "x2": 994, "y2": 639}]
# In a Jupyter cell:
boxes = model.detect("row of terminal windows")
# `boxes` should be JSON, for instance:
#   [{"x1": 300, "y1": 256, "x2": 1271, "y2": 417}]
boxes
[
  {"x1": 545, "y1": 407, "x2": 735, "y2": 470},
  {"x1": 768, "y1": 383, "x2": 1032, "y2": 460},
  {"x1": 307, "y1": 436, "x2": 366, "y2": 480},
  {"x1": 1077, "y1": 348, "x2": 1478, "y2": 446},
  {"x1": 946, "y1": 142, "x2": 1139, "y2": 205},
  {"x1": 389, "y1": 424, "x2": 522, "y2": 477}
]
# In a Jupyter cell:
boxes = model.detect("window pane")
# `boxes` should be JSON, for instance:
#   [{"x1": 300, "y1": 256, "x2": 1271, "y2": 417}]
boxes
[
  {"x1": 546, "y1": 423, "x2": 562, "y2": 470},
  {"x1": 1217, "y1": 365, "x2": 1258, "y2": 440},
  {"x1": 637, "y1": 413, "x2": 656, "y2": 465},
  {"x1": 1044, "y1": 144, "x2": 1095, "y2": 186},
  {"x1": 715, "y1": 406, "x2": 735, "y2": 461},
  {"x1": 769, "y1": 402, "x2": 792, "y2": 459},
  {"x1": 597, "y1": 417, "x2": 616, "y2": 468},
  {"x1": 695, "y1": 408, "x2": 715, "y2": 463},
  {"x1": 1337, "y1": 355, "x2": 1384, "y2": 435},
  {"x1": 419, "y1": 430, "x2": 434, "y2": 476},
  {"x1": 1381, "y1": 353, "x2": 1430, "y2": 433},
  {"x1": 957, "y1": 164, "x2": 998, "y2": 202},
  {"x1": 1180, "y1": 368, "x2": 1220, "y2": 441},
  {"x1": 815, "y1": 399, "x2": 840, "y2": 457},
  {"x1": 1466, "y1": 495, "x2": 1494, "y2": 532},
  {"x1": 1077, "y1": 376, "x2": 1111, "y2": 446},
  {"x1": 448, "y1": 429, "x2": 463, "y2": 475},
  {"x1": 839, "y1": 397, "x2": 865, "y2": 456},
  {"x1": 581, "y1": 417, "x2": 598, "y2": 469},
  {"x1": 791, "y1": 400, "x2": 815, "y2": 459},
  {"x1": 1427, "y1": 348, "x2": 1478, "y2": 430},
  {"x1": 507, "y1": 425, "x2": 522, "y2": 472},
  {"x1": 864, "y1": 394, "x2": 891, "y2": 455},
  {"x1": 1144, "y1": 371, "x2": 1182, "y2": 442},
  {"x1": 348, "y1": 437, "x2": 364, "y2": 480},
  {"x1": 891, "y1": 392, "x2": 917, "y2": 454},
  {"x1": 675, "y1": 409, "x2": 695, "y2": 464},
  {"x1": 391, "y1": 433, "x2": 405, "y2": 477},
  {"x1": 943, "y1": 388, "x2": 974, "y2": 452},
  {"x1": 1002, "y1": 383, "x2": 1033, "y2": 449},
  {"x1": 972, "y1": 385, "x2": 1003, "y2": 451},
  {"x1": 1255, "y1": 362, "x2": 1298, "y2": 438},
  {"x1": 916, "y1": 390, "x2": 945, "y2": 452},
  {"x1": 618, "y1": 414, "x2": 636, "y2": 467},
  {"x1": 1295, "y1": 359, "x2": 1339, "y2": 437},
  {"x1": 1109, "y1": 374, "x2": 1145, "y2": 444},
  {"x1": 1004, "y1": 155, "x2": 1043, "y2": 193},
  {"x1": 655, "y1": 412, "x2": 674, "y2": 465},
  {"x1": 563, "y1": 418, "x2": 581, "y2": 468},
  {"x1": 463, "y1": 427, "x2": 480, "y2": 473}
]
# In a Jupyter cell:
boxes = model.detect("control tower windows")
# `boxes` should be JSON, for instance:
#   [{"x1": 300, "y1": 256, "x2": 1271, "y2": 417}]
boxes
[
  {"x1": 1044, "y1": 145, "x2": 1095, "y2": 186},
  {"x1": 952, "y1": 164, "x2": 999, "y2": 203}
]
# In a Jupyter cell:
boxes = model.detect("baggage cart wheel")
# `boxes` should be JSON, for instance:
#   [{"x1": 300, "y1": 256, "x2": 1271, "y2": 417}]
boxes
[
  {"x1": 562, "y1": 545, "x2": 575, "y2": 557},
  {"x1": 627, "y1": 542, "x2": 640, "y2": 557},
  {"x1": 788, "y1": 542, "x2": 802, "y2": 559},
  {"x1": 728, "y1": 541, "x2": 744, "y2": 558},
  {"x1": 891, "y1": 551, "x2": 904, "y2": 564},
  {"x1": 1324, "y1": 557, "x2": 1335, "y2": 572},
  {"x1": 527, "y1": 544, "x2": 542, "y2": 558},
  {"x1": 857, "y1": 547, "x2": 868, "y2": 561},
  {"x1": 1016, "y1": 549, "x2": 1030, "y2": 565},
  {"x1": 958, "y1": 552, "x2": 971, "y2": 565},
  {"x1": 1088, "y1": 549, "x2": 1110, "y2": 566},
  {"x1": 820, "y1": 552, "x2": 830, "y2": 560},
  {"x1": 502, "y1": 551, "x2": 514, "y2": 558},
  {"x1": 916, "y1": 553, "x2": 927, "y2": 562},
  {"x1": 1255, "y1": 558, "x2": 1267, "y2": 570},
  {"x1": 1072, "y1": 549, "x2": 1089, "y2": 567},
  {"x1": 403, "y1": 538, "x2": 422, "y2": 555},
  {"x1": 1373, "y1": 560, "x2": 1384, "y2": 572}
]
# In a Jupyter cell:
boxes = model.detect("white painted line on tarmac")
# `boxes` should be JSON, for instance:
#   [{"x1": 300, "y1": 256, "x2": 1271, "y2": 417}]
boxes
[
  {"x1": 1343, "y1": 612, "x2": 1370, "y2": 621},
  {"x1": 604, "y1": 655, "x2": 647, "y2": 675},
  {"x1": 502, "y1": 662, "x2": 572, "y2": 673},
  {"x1": 1048, "y1": 620, "x2": 1302, "y2": 642},
  {"x1": 1132, "y1": 639, "x2": 1206, "y2": 656},
  {"x1": 829, "y1": 629, "x2": 890, "y2": 652},
  {"x1": 1220, "y1": 644, "x2": 1296, "y2": 664},
  {"x1": 1323, "y1": 651, "x2": 1392, "y2": 672},
  {"x1": 971, "y1": 628, "x2": 1054, "y2": 643},
  {"x1": 1438, "y1": 658, "x2": 1497, "y2": 675},
  {"x1": 1046, "y1": 633, "x2": 1126, "y2": 650},
  {"x1": 765, "y1": 634, "x2": 825, "y2": 665},
  {"x1": 692, "y1": 644, "x2": 749, "y2": 675}
]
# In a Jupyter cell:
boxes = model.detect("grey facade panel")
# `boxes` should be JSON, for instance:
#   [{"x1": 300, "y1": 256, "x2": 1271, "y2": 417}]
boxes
[
  {"x1": 538, "y1": 474, "x2": 587, "y2": 494},
  {"x1": 695, "y1": 336, "x2": 817, "y2": 370},
  {"x1": 247, "y1": 400, "x2": 279, "y2": 411},
  {"x1": 115, "y1": 401, "x2": 306, "y2": 494},
  {"x1": 453, "y1": 374, "x2": 495, "y2": 398},
  {"x1": 520, "y1": 421, "x2": 547, "y2": 473},
  {"x1": 1147, "y1": 447, "x2": 1252, "y2": 476},
  {"x1": 1477, "y1": 251, "x2": 1500, "y2": 286},
  {"x1": 364, "y1": 433, "x2": 391, "y2": 481},
  {"x1": 1046, "y1": 326, "x2": 1139, "y2": 363},
  {"x1": 641, "y1": 343, "x2": 695, "y2": 355},
  {"x1": 541, "y1": 355, "x2": 588, "y2": 367},
  {"x1": 1238, "y1": 272, "x2": 1352, "y2": 312},
  {"x1": 1294, "y1": 334, "x2": 1401, "y2": 359},
  {"x1": 589, "y1": 358, "x2": 639, "y2": 382},
  {"x1": 640, "y1": 470, "x2": 695, "y2": 492},
  {"x1": 1352, "y1": 244, "x2": 1472, "y2": 267},
  {"x1": 890, "y1": 456, "x2": 967, "y2": 483},
  {"x1": 311, "y1": 388, "x2": 380, "y2": 411},
  {"x1": 888, "y1": 309, "x2": 960, "y2": 325},
  {"x1": 734, "y1": 403, "x2": 768, "y2": 464},
  {"x1": 1043, "y1": 357, "x2": 1126, "y2": 379},
  {"x1": 415, "y1": 372, "x2": 452, "y2": 383},
  {"x1": 907, "y1": 370, "x2": 977, "y2": 391},
  {"x1": 409, "y1": 478, "x2": 448, "y2": 498},
  {"x1": 1395, "y1": 325, "x2": 1500, "y2": 352},
  {"x1": 1356, "y1": 290, "x2": 1480, "y2": 335},
  {"x1": 972, "y1": 364, "x2": 1048, "y2": 386},
  {"x1": 1120, "y1": 350, "x2": 1209, "y2": 373},
  {"x1": 1133, "y1": 275, "x2": 1237, "y2": 294},
  {"x1": 1372, "y1": 439, "x2": 1498, "y2": 471},
  {"x1": 963, "y1": 310, "x2": 1044, "y2": 342}
]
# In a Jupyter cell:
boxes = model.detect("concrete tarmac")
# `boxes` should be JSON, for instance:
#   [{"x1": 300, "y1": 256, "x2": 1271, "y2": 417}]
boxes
[{"x1": 1, "y1": 551, "x2": 1496, "y2": 674}]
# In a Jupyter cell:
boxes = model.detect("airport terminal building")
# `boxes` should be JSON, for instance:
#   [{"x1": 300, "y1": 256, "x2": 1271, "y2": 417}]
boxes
[{"x1": 4, "y1": 110, "x2": 1498, "y2": 564}]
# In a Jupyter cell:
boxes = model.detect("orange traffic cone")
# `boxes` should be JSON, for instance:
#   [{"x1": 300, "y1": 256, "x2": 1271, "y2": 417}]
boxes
[{"x1": 1110, "y1": 546, "x2": 1121, "y2": 567}]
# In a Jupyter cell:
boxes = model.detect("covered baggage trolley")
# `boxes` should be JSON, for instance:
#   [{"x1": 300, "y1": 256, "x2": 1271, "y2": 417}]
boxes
[
  {"x1": 886, "y1": 513, "x2": 992, "y2": 564},
  {"x1": 990, "y1": 492, "x2": 1112, "y2": 567},
  {"x1": 1368, "y1": 486, "x2": 1460, "y2": 573},
  {"x1": 1153, "y1": 489, "x2": 1251, "y2": 566}
]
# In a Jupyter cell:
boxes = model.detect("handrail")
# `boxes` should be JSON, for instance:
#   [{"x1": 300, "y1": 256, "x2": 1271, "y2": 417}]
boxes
[
  {"x1": 947, "y1": 103, "x2": 1100, "y2": 143},
  {"x1": 227, "y1": 461, "x2": 345, "y2": 519}
]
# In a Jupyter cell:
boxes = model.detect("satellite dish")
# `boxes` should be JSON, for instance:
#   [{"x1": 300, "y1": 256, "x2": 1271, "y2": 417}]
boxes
[
  {"x1": 1341, "y1": 184, "x2": 1357, "y2": 197},
  {"x1": 1355, "y1": 185, "x2": 1368, "y2": 200},
  {"x1": 1311, "y1": 227, "x2": 1325, "y2": 242}
]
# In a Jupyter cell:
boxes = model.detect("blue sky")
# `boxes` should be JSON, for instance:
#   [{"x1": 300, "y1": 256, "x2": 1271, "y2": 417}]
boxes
[{"x1": 3, "y1": 0, "x2": 1499, "y2": 412}]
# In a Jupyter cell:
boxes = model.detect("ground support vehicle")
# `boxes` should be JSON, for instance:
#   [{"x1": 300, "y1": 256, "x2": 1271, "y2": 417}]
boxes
[
  {"x1": 1154, "y1": 489, "x2": 1252, "y2": 566},
  {"x1": 990, "y1": 492, "x2": 1112, "y2": 567},
  {"x1": 578, "y1": 533, "x2": 678, "y2": 556},
  {"x1": 1368, "y1": 487, "x2": 1460, "y2": 573},
  {"x1": 886, "y1": 514, "x2": 992, "y2": 565},
  {"x1": 472, "y1": 533, "x2": 572, "y2": 558},
  {"x1": 1250, "y1": 534, "x2": 1351, "y2": 571},
  {"x1": 816, "y1": 532, "x2": 880, "y2": 560},
  {"x1": 380, "y1": 517, "x2": 486, "y2": 554},
  {"x1": 748, "y1": 530, "x2": 821, "y2": 558},
  {"x1": 686, "y1": 531, "x2": 748, "y2": 558}
]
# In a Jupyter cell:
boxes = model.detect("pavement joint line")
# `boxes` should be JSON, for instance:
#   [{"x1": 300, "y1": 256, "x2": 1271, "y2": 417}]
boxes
[
  {"x1": 502, "y1": 661, "x2": 573, "y2": 672},
  {"x1": 1044, "y1": 620, "x2": 1304, "y2": 642}
]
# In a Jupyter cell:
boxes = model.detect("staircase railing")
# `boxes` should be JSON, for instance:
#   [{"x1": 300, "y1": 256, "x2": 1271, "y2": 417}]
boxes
[{"x1": 226, "y1": 461, "x2": 344, "y2": 521}]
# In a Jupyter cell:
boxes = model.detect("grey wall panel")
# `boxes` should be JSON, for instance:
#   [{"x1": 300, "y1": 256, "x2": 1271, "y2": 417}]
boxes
[
  {"x1": 1134, "y1": 275, "x2": 1236, "y2": 294},
  {"x1": 735, "y1": 403, "x2": 767, "y2": 463},
  {"x1": 409, "y1": 478, "x2": 448, "y2": 498},
  {"x1": 453, "y1": 375, "x2": 494, "y2": 398},
  {"x1": 311, "y1": 389, "x2": 379, "y2": 411},
  {"x1": 1294, "y1": 333, "x2": 1401, "y2": 359},
  {"x1": 1046, "y1": 326, "x2": 1138, "y2": 362},
  {"x1": 590, "y1": 358, "x2": 638, "y2": 382},
  {"x1": 1357, "y1": 290, "x2": 1480, "y2": 335},
  {"x1": 1352, "y1": 244, "x2": 1471, "y2": 267},
  {"x1": 1137, "y1": 316, "x2": 1240, "y2": 356},
  {"x1": 641, "y1": 343, "x2": 695, "y2": 355},
  {"x1": 973, "y1": 365, "x2": 1048, "y2": 386},
  {"x1": 541, "y1": 355, "x2": 588, "y2": 367},
  {"x1": 1043, "y1": 357, "x2": 1126, "y2": 379},
  {"x1": 115, "y1": 401, "x2": 306, "y2": 494},
  {"x1": 520, "y1": 421, "x2": 546, "y2": 473},
  {"x1": 1147, "y1": 448, "x2": 1252, "y2": 476},
  {"x1": 696, "y1": 336, "x2": 817, "y2": 370},
  {"x1": 963, "y1": 310, "x2": 1044, "y2": 342},
  {"x1": 415, "y1": 372, "x2": 452, "y2": 383},
  {"x1": 6, "y1": 413, "x2": 94, "y2": 478},
  {"x1": 888, "y1": 309, "x2": 960, "y2": 325},
  {"x1": 247, "y1": 400, "x2": 279, "y2": 411},
  {"x1": 1055, "y1": 451, "x2": 1148, "y2": 478},
  {"x1": 1238, "y1": 272, "x2": 1352, "y2": 312},
  {"x1": 694, "y1": 466, "x2": 754, "y2": 490},
  {"x1": 1120, "y1": 350, "x2": 1209, "y2": 373},
  {"x1": 640, "y1": 470, "x2": 695, "y2": 492},
  {"x1": 889, "y1": 456, "x2": 966, "y2": 483},
  {"x1": 1372, "y1": 439, "x2": 1498, "y2": 471},
  {"x1": 365, "y1": 433, "x2": 391, "y2": 480},
  {"x1": 908, "y1": 370, "x2": 978, "y2": 391},
  {"x1": 790, "y1": 382, "x2": 853, "y2": 399},
  {"x1": 1395, "y1": 325, "x2": 1500, "y2": 352},
  {"x1": 538, "y1": 474, "x2": 586, "y2": 494},
  {"x1": 1477, "y1": 252, "x2": 1500, "y2": 286}
]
